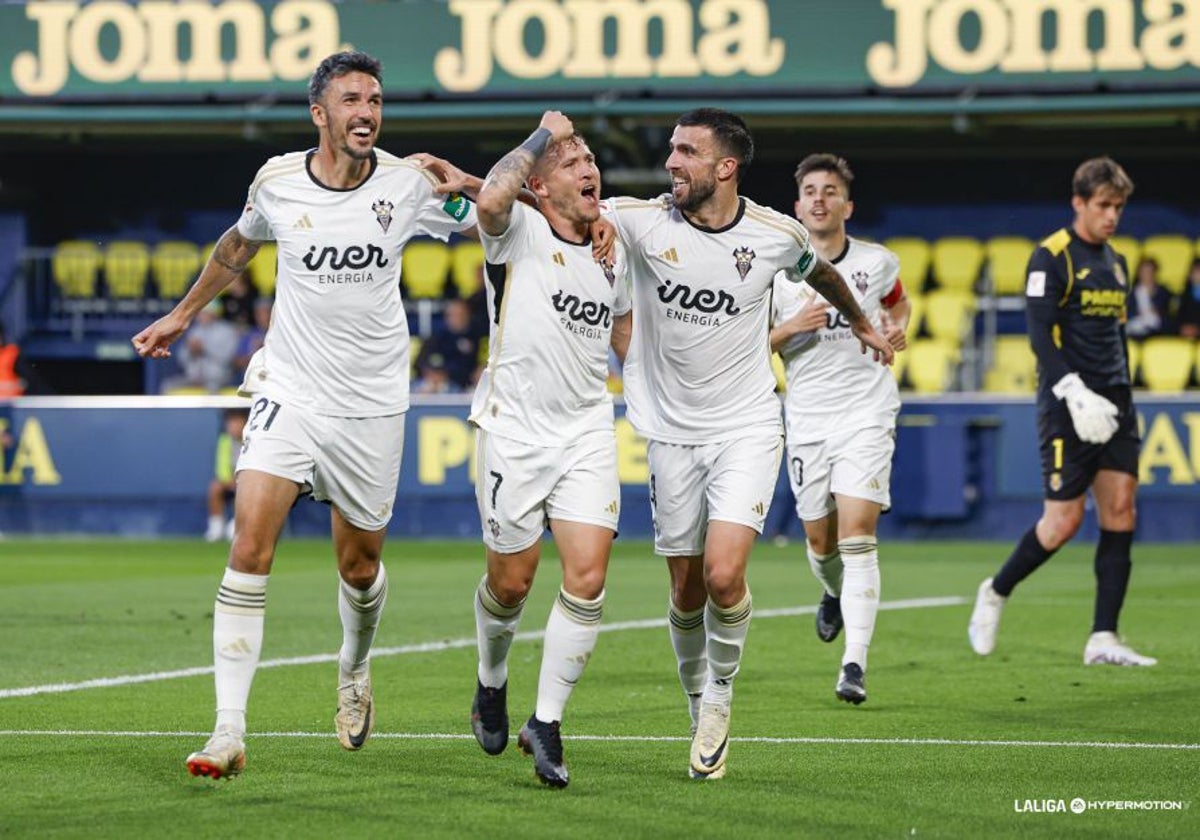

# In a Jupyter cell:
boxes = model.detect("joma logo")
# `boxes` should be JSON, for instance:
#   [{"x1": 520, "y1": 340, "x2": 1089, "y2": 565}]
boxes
[
  {"x1": 302, "y1": 244, "x2": 389, "y2": 272},
  {"x1": 656, "y1": 279, "x2": 740, "y2": 316}
]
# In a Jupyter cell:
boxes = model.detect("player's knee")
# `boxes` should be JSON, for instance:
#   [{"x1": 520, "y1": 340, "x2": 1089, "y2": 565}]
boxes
[
  {"x1": 228, "y1": 533, "x2": 273, "y2": 575},
  {"x1": 806, "y1": 533, "x2": 835, "y2": 556},
  {"x1": 1041, "y1": 509, "x2": 1083, "y2": 549},
  {"x1": 703, "y1": 564, "x2": 745, "y2": 605},
  {"x1": 565, "y1": 564, "x2": 606, "y2": 601},
  {"x1": 489, "y1": 570, "x2": 533, "y2": 606}
]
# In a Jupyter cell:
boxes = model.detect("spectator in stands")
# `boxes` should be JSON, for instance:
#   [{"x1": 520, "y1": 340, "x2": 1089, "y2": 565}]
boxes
[
  {"x1": 1125, "y1": 256, "x2": 1172, "y2": 339},
  {"x1": 417, "y1": 298, "x2": 481, "y2": 388},
  {"x1": 234, "y1": 297, "x2": 273, "y2": 381},
  {"x1": 0, "y1": 322, "x2": 25, "y2": 398},
  {"x1": 969, "y1": 156, "x2": 1155, "y2": 668},
  {"x1": 1174, "y1": 257, "x2": 1200, "y2": 339},
  {"x1": 206, "y1": 409, "x2": 248, "y2": 542},
  {"x1": 221, "y1": 270, "x2": 257, "y2": 329},
  {"x1": 163, "y1": 299, "x2": 240, "y2": 393},
  {"x1": 412, "y1": 350, "x2": 461, "y2": 394}
]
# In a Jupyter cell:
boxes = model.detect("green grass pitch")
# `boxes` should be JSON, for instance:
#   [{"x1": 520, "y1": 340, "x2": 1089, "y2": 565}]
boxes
[{"x1": 0, "y1": 538, "x2": 1196, "y2": 839}]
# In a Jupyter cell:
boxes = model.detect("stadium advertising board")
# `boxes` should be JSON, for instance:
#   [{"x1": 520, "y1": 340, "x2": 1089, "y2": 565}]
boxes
[
  {"x1": 1, "y1": 398, "x2": 1198, "y2": 539},
  {"x1": 2, "y1": 0, "x2": 1198, "y2": 101}
]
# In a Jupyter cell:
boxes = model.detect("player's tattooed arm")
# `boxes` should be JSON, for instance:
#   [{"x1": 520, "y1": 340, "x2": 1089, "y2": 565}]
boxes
[
  {"x1": 132, "y1": 224, "x2": 261, "y2": 359},
  {"x1": 806, "y1": 258, "x2": 895, "y2": 365},
  {"x1": 477, "y1": 110, "x2": 575, "y2": 237}
]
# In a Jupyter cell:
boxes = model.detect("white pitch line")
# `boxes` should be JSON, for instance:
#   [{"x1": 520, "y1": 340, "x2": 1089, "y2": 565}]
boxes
[
  {"x1": 0, "y1": 596, "x2": 964, "y2": 700},
  {"x1": 0, "y1": 730, "x2": 1195, "y2": 751}
]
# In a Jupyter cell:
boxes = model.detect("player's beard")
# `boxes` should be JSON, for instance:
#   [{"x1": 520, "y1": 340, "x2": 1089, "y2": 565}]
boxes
[
  {"x1": 673, "y1": 173, "x2": 717, "y2": 213},
  {"x1": 337, "y1": 121, "x2": 376, "y2": 161}
]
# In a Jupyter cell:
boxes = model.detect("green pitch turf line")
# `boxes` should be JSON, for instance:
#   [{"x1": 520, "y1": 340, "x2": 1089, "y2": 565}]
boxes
[
  {"x1": 0, "y1": 594, "x2": 965, "y2": 699},
  {"x1": 1, "y1": 730, "x2": 1195, "y2": 750}
]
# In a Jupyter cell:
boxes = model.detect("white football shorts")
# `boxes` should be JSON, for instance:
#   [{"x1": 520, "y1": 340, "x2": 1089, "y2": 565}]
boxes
[
  {"x1": 235, "y1": 395, "x2": 405, "y2": 532},
  {"x1": 786, "y1": 424, "x2": 895, "y2": 522},
  {"x1": 474, "y1": 426, "x2": 620, "y2": 554},
  {"x1": 647, "y1": 432, "x2": 783, "y2": 557}
]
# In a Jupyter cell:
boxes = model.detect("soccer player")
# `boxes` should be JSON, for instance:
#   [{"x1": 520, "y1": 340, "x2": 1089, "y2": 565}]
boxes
[
  {"x1": 132, "y1": 51, "x2": 479, "y2": 779},
  {"x1": 768, "y1": 154, "x2": 910, "y2": 705},
  {"x1": 604, "y1": 109, "x2": 894, "y2": 780},
  {"x1": 454, "y1": 111, "x2": 632, "y2": 789},
  {"x1": 968, "y1": 157, "x2": 1155, "y2": 667}
]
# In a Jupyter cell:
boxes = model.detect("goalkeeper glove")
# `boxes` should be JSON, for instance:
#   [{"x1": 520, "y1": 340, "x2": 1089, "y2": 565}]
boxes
[{"x1": 1052, "y1": 373, "x2": 1119, "y2": 444}]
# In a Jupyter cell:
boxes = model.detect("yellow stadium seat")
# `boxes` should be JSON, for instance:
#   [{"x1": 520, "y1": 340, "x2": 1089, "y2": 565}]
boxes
[
  {"x1": 103, "y1": 241, "x2": 151, "y2": 299},
  {"x1": 1140, "y1": 235, "x2": 1193, "y2": 295},
  {"x1": 151, "y1": 240, "x2": 201, "y2": 298},
  {"x1": 402, "y1": 241, "x2": 450, "y2": 299},
  {"x1": 930, "y1": 236, "x2": 984, "y2": 293},
  {"x1": 983, "y1": 335, "x2": 1037, "y2": 393},
  {"x1": 883, "y1": 237, "x2": 931, "y2": 296},
  {"x1": 409, "y1": 336, "x2": 423, "y2": 376},
  {"x1": 889, "y1": 346, "x2": 909, "y2": 384},
  {"x1": 903, "y1": 295, "x2": 924, "y2": 342},
  {"x1": 247, "y1": 242, "x2": 277, "y2": 296},
  {"x1": 1138, "y1": 337, "x2": 1194, "y2": 392},
  {"x1": 905, "y1": 339, "x2": 959, "y2": 393},
  {"x1": 922, "y1": 290, "x2": 976, "y2": 345},
  {"x1": 51, "y1": 240, "x2": 103, "y2": 298},
  {"x1": 770, "y1": 352, "x2": 786, "y2": 392},
  {"x1": 1108, "y1": 235, "x2": 1141, "y2": 273},
  {"x1": 450, "y1": 241, "x2": 486, "y2": 298},
  {"x1": 1125, "y1": 340, "x2": 1141, "y2": 384},
  {"x1": 985, "y1": 236, "x2": 1034, "y2": 296}
]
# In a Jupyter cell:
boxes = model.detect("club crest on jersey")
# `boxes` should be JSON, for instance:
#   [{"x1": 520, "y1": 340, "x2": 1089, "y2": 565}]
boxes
[
  {"x1": 851, "y1": 270, "x2": 869, "y2": 294},
  {"x1": 733, "y1": 246, "x2": 756, "y2": 280},
  {"x1": 601, "y1": 258, "x2": 616, "y2": 286},
  {"x1": 1113, "y1": 262, "x2": 1127, "y2": 287},
  {"x1": 372, "y1": 198, "x2": 394, "y2": 234}
]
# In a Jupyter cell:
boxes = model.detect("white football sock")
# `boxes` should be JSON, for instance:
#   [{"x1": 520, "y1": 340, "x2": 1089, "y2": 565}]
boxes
[
  {"x1": 668, "y1": 601, "x2": 707, "y2": 726},
  {"x1": 535, "y1": 588, "x2": 603, "y2": 724},
  {"x1": 212, "y1": 568, "x2": 268, "y2": 734},
  {"x1": 703, "y1": 592, "x2": 752, "y2": 706},
  {"x1": 337, "y1": 562, "x2": 388, "y2": 678},
  {"x1": 839, "y1": 535, "x2": 880, "y2": 669},
  {"x1": 807, "y1": 545, "x2": 844, "y2": 597},
  {"x1": 474, "y1": 575, "x2": 525, "y2": 688}
]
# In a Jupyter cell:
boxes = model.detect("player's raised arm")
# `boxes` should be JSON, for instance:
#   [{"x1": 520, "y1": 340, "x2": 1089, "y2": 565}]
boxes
[
  {"x1": 805, "y1": 258, "x2": 894, "y2": 365},
  {"x1": 476, "y1": 111, "x2": 575, "y2": 237},
  {"x1": 131, "y1": 225, "x2": 261, "y2": 359}
]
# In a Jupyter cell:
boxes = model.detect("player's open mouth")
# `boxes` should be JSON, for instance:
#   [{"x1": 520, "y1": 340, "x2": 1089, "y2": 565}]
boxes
[
  {"x1": 581, "y1": 185, "x2": 598, "y2": 203},
  {"x1": 350, "y1": 125, "x2": 374, "y2": 140}
]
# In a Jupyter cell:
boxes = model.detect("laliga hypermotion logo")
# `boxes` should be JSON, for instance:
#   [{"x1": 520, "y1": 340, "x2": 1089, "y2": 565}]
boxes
[
  {"x1": 733, "y1": 246, "x2": 756, "y2": 280},
  {"x1": 372, "y1": 199, "x2": 394, "y2": 234}
]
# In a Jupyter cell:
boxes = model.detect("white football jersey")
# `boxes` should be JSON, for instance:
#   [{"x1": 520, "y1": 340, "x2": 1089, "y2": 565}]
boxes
[
  {"x1": 605, "y1": 195, "x2": 816, "y2": 443},
  {"x1": 771, "y1": 236, "x2": 902, "y2": 443},
  {"x1": 236, "y1": 149, "x2": 476, "y2": 416},
  {"x1": 470, "y1": 202, "x2": 632, "y2": 446}
]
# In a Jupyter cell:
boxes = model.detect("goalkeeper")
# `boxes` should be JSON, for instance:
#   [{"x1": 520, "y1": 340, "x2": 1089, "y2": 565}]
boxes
[{"x1": 969, "y1": 157, "x2": 1155, "y2": 667}]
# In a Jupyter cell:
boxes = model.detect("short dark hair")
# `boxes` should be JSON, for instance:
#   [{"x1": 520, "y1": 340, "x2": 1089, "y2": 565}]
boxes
[
  {"x1": 676, "y1": 108, "x2": 754, "y2": 180},
  {"x1": 308, "y1": 51, "x2": 383, "y2": 106},
  {"x1": 1072, "y1": 156, "x2": 1134, "y2": 201},
  {"x1": 794, "y1": 153, "x2": 854, "y2": 196}
]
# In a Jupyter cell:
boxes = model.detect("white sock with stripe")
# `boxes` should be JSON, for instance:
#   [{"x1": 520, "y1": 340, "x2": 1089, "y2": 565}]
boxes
[
  {"x1": 703, "y1": 592, "x2": 752, "y2": 706},
  {"x1": 535, "y1": 588, "x2": 604, "y2": 723},
  {"x1": 337, "y1": 563, "x2": 388, "y2": 679},
  {"x1": 807, "y1": 546, "x2": 843, "y2": 597},
  {"x1": 212, "y1": 568, "x2": 268, "y2": 735},
  {"x1": 839, "y1": 536, "x2": 880, "y2": 669},
  {"x1": 474, "y1": 576, "x2": 525, "y2": 689},
  {"x1": 668, "y1": 602, "x2": 707, "y2": 726}
]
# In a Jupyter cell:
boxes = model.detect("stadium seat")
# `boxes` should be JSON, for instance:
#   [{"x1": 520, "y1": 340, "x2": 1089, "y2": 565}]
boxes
[
  {"x1": 983, "y1": 335, "x2": 1037, "y2": 393},
  {"x1": 930, "y1": 236, "x2": 984, "y2": 294},
  {"x1": 103, "y1": 241, "x2": 151, "y2": 298},
  {"x1": 247, "y1": 242, "x2": 277, "y2": 296},
  {"x1": 883, "y1": 237, "x2": 931, "y2": 296},
  {"x1": 1138, "y1": 337, "x2": 1194, "y2": 392},
  {"x1": 450, "y1": 241, "x2": 486, "y2": 298},
  {"x1": 403, "y1": 241, "x2": 451, "y2": 299},
  {"x1": 905, "y1": 339, "x2": 959, "y2": 393},
  {"x1": 903, "y1": 295, "x2": 924, "y2": 342},
  {"x1": 51, "y1": 240, "x2": 103, "y2": 298},
  {"x1": 1108, "y1": 235, "x2": 1141, "y2": 273},
  {"x1": 889, "y1": 345, "x2": 909, "y2": 384},
  {"x1": 984, "y1": 236, "x2": 1034, "y2": 296},
  {"x1": 409, "y1": 336, "x2": 423, "y2": 376},
  {"x1": 1140, "y1": 235, "x2": 1193, "y2": 294},
  {"x1": 771, "y1": 352, "x2": 786, "y2": 392},
  {"x1": 151, "y1": 240, "x2": 201, "y2": 298},
  {"x1": 1125, "y1": 340, "x2": 1141, "y2": 384},
  {"x1": 921, "y1": 290, "x2": 975, "y2": 345}
]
